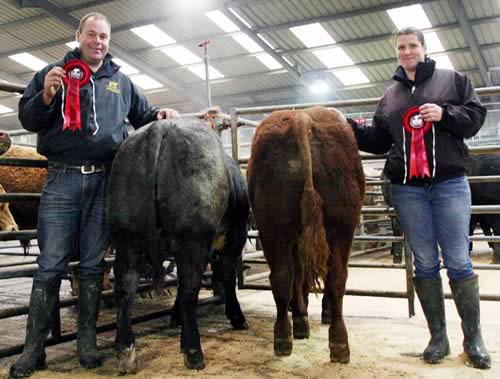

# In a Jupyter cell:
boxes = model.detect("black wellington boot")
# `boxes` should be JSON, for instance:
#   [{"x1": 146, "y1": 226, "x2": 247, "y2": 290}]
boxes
[
  {"x1": 9, "y1": 279, "x2": 61, "y2": 378},
  {"x1": 414, "y1": 277, "x2": 450, "y2": 364},
  {"x1": 450, "y1": 275, "x2": 491, "y2": 369},
  {"x1": 77, "y1": 275, "x2": 103, "y2": 369}
]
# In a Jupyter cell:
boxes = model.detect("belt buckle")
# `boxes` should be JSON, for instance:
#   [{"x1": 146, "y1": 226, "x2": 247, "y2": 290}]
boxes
[{"x1": 81, "y1": 165, "x2": 96, "y2": 174}]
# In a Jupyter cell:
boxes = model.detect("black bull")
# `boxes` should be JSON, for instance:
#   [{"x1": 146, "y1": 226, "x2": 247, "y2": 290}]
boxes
[
  {"x1": 383, "y1": 154, "x2": 500, "y2": 264},
  {"x1": 107, "y1": 118, "x2": 249, "y2": 373}
]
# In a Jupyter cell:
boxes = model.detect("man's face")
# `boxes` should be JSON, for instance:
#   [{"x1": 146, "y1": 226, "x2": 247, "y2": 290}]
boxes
[{"x1": 75, "y1": 17, "x2": 110, "y2": 68}]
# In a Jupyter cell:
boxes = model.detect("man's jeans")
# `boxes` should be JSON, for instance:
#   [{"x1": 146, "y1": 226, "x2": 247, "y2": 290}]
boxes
[
  {"x1": 391, "y1": 176, "x2": 474, "y2": 281},
  {"x1": 34, "y1": 167, "x2": 109, "y2": 281}
]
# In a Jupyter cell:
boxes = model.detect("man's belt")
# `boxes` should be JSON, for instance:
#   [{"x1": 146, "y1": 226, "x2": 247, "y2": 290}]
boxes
[{"x1": 49, "y1": 162, "x2": 112, "y2": 174}]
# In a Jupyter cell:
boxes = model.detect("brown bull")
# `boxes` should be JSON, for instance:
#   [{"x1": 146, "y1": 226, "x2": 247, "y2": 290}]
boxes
[
  {"x1": 247, "y1": 106, "x2": 364, "y2": 363},
  {"x1": 0, "y1": 184, "x2": 18, "y2": 231}
]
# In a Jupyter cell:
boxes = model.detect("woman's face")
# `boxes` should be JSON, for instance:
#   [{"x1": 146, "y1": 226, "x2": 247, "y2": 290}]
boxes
[{"x1": 395, "y1": 33, "x2": 426, "y2": 73}]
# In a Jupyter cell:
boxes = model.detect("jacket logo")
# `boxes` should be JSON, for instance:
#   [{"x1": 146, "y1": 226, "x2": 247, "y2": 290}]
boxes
[{"x1": 106, "y1": 81, "x2": 120, "y2": 94}]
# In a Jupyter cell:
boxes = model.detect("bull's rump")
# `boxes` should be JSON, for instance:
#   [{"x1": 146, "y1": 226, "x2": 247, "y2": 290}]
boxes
[
  {"x1": 248, "y1": 107, "x2": 364, "y2": 233},
  {"x1": 107, "y1": 119, "x2": 229, "y2": 242}
]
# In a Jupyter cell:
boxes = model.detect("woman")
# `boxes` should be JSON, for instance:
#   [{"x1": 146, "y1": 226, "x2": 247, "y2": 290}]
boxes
[{"x1": 349, "y1": 26, "x2": 490, "y2": 369}]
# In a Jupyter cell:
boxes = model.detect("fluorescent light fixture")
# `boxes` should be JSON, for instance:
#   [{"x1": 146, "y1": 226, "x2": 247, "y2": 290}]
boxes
[
  {"x1": 256, "y1": 53, "x2": 283, "y2": 70},
  {"x1": 66, "y1": 41, "x2": 79, "y2": 49},
  {"x1": 309, "y1": 79, "x2": 330, "y2": 94},
  {"x1": 283, "y1": 56, "x2": 295, "y2": 66},
  {"x1": 333, "y1": 68, "x2": 370, "y2": 85},
  {"x1": 130, "y1": 24, "x2": 176, "y2": 47},
  {"x1": 161, "y1": 45, "x2": 202, "y2": 65},
  {"x1": 290, "y1": 23, "x2": 335, "y2": 48},
  {"x1": 257, "y1": 33, "x2": 275, "y2": 49},
  {"x1": 8, "y1": 53, "x2": 48, "y2": 71},
  {"x1": 232, "y1": 33, "x2": 263, "y2": 53},
  {"x1": 314, "y1": 47, "x2": 354, "y2": 68},
  {"x1": 424, "y1": 32, "x2": 445, "y2": 54},
  {"x1": 129, "y1": 73, "x2": 163, "y2": 90},
  {"x1": 432, "y1": 55, "x2": 455, "y2": 70},
  {"x1": 0, "y1": 105, "x2": 14, "y2": 114},
  {"x1": 387, "y1": 4, "x2": 432, "y2": 29},
  {"x1": 188, "y1": 64, "x2": 224, "y2": 80},
  {"x1": 205, "y1": 10, "x2": 239, "y2": 32},
  {"x1": 228, "y1": 7, "x2": 252, "y2": 28},
  {"x1": 113, "y1": 57, "x2": 139, "y2": 75}
]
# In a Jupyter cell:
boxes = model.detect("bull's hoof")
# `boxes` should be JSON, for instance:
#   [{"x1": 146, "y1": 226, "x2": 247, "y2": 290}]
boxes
[
  {"x1": 79, "y1": 352, "x2": 103, "y2": 369},
  {"x1": 330, "y1": 342, "x2": 350, "y2": 363},
  {"x1": 184, "y1": 349, "x2": 205, "y2": 370},
  {"x1": 274, "y1": 337, "x2": 292, "y2": 356},
  {"x1": 230, "y1": 317, "x2": 248, "y2": 330},
  {"x1": 293, "y1": 316, "x2": 310, "y2": 339},
  {"x1": 393, "y1": 254, "x2": 403, "y2": 264},
  {"x1": 321, "y1": 311, "x2": 331, "y2": 325},
  {"x1": 117, "y1": 345, "x2": 137, "y2": 375}
]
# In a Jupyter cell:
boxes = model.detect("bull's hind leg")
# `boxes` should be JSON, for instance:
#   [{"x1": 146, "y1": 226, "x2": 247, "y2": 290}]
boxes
[
  {"x1": 261, "y1": 235, "x2": 295, "y2": 356},
  {"x1": 212, "y1": 225, "x2": 248, "y2": 330},
  {"x1": 291, "y1": 246, "x2": 310, "y2": 339},
  {"x1": 325, "y1": 226, "x2": 354, "y2": 364},
  {"x1": 114, "y1": 245, "x2": 139, "y2": 375},
  {"x1": 175, "y1": 240, "x2": 209, "y2": 370}
]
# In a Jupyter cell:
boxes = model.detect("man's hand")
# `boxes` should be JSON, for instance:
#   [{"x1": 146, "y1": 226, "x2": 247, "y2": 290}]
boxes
[
  {"x1": 43, "y1": 67, "x2": 65, "y2": 106},
  {"x1": 157, "y1": 108, "x2": 179, "y2": 120},
  {"x1": 419, "y1": 103, "x2": 443, "y2": 123}
]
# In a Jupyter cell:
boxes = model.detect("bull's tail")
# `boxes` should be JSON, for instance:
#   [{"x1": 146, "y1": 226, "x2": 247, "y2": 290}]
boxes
[{"x1": 291, "y1": 111, "x2": 330, "y2": 291}]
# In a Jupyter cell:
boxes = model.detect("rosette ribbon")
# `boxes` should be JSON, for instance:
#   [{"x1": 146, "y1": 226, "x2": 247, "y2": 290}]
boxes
[
  {"x1": 62, "y1": 59, "x2": 91, "y2": 131},
  {"x1": 403, "y1": 106, "x2": 432, "y2": 179}
]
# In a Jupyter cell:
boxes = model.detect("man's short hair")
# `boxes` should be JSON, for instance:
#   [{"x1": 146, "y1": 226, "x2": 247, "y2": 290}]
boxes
[{"x1": 78, "y1": 12, "x2": 111, "y2": 33}]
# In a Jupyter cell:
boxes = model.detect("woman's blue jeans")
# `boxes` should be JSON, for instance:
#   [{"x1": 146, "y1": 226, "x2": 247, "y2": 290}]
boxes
[
  {"x1": 390, "y1": 176, "x2": 474, "y2": 281},
  {"x1": 34, "y1": 167, "x2": 109, "y2": 281}
]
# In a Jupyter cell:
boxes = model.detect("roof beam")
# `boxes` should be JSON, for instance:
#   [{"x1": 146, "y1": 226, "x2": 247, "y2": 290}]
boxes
[
  {"x1": 23, "y1": 0, "x2": 207, "y2": 107},
  {"x1": 449, "y1": 0, "x2": 491, "y2": 86}
]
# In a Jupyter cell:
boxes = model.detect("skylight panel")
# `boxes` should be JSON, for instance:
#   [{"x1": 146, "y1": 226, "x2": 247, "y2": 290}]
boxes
[
  {"x1": 387, "y1": 4, "x2": 432, "y2": 29},
  {"x1": 161, "y1": 45, "x2": 202, "y2": 65},
  {"x1": 257, "y1": 33, "x2": 275, "y2": 49},
  {"x1": 256, "y1": 53, "x2": 283, "y2": 70},
  {"x1": 232, "y1": 33, "x2": 263, "y2": 53},
  {"x1": 188, "y1": 64, "x2": 224, "y2": 80},
  {"x1": 432, "y1": 55, "x2": 455, "y2": 70},
  {"x1": 290, "y1": 23, "x2": 335, "y2": 48},
  {"x1": 314, "y1": 47, "x2": 354, "y2": 68},
  {"x1": 424, "y1": 32, "x2": 445, "y2": 54},
  {"x1": 113, "y1": 58, "x2": 140, "y2": 75},
  {"x1": 130, "y1": 25, "x2": 176, "y2": 47},
  {"x1": 228, "y1": 8, "x2": 252, "y2": 28},
  {"x1": 309, "y1": 79, "x2": 330, "y2": 94},
  {"x1": 0, "y1": 105, "x2": 14, "y2": 114},
  {"x1": 66, "y1": 41, "x2": 79, "y2": 49},
  {"x1": 205, "y1": 10, "x2": 239, "y2": 32},
  {"x1": 129, "y1": 73, "x2": 163, "y2": 90},
  {"x1": 9, "y1": 53, "x2": 48, "y2": 71},
  {"x1": 332, "y1": 68, "x2": 370, "y2": 86}
]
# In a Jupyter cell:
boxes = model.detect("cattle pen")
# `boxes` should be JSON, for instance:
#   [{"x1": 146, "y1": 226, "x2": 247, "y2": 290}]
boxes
[{"x1": 2, "y1": 81, "x2": 500, "y2": 376}]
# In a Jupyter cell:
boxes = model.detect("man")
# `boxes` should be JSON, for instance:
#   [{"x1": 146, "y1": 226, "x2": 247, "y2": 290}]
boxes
[{"x1": 10, "y1": 12, "x2": 178, "y2": 378}]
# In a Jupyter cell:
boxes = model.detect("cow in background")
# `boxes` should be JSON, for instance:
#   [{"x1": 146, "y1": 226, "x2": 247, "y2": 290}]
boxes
[
  {"x1": 247, "y1": 107, "x2": 364, "y2": 363},
  {"x1": 0, "y1": 184, "x2": 18, "y2": 231},
  {"x1": 108, "y1": 118, "x2": 249, "y2": 373}
]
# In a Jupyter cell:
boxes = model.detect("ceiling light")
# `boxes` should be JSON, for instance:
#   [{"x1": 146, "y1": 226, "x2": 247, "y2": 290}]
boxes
[
  {"x1": 290, "y1": 23, "x2": 335, "y2": 48},
  {"x1": 205, "y1": 10, "x2": 239, "y2": 32},
  {"x1": 256, "y1": 53, "x2": 283, "y2": 70},
  {"x1": 113, "y1": 57, "x2": 139, "y2": 75},
  {"x1": 309, "y1": 79, "x2": 330, "y2": 94},
  {"x1": 387, "y1": 4, "x2": 432, "y2": 29},
  {"x1": 432, "y1": 55, "x2": 455, "y2": 70},
  {"x1": 161, "y1": 45, "x2": 202, "y2": 65},
  {"x1": 65, "y1": 41, "x2": 79, "y2": 49},
  {"x1": 188, "y1": 64, "x2": 224, "y2": 80},
  {"x1": 314, "y1": 47, "x2": 354, "y2": 68},
  {"x1": 8, "y1": 53, "x2": 48, "y2": 71},
  {"x1": 424, "y1": 32, "x2": 445, "y2": 54},
  {"x1": 232, "y1": 33, "x2": 263, "y2": 53},
  {"x1": 130, "y1": 24, "x2": 176, "y2": 47},
  {"x1": 228, "y1": 7, "x2": 252, "y2": 28},
  {"x1": 332, "y1": 68, "x2": 370, "y2": 86},
  {"x1": 129, "y1": 73, "x2": 163, "y2": 90}
]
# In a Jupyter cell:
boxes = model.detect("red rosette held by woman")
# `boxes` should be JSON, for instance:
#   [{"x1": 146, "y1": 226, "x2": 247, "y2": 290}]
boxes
[
  {"x1": 62, "y1": 59, "x2": 91, "y2": 131},
  {"x1": 402, "y1": 106, "x2": 432, "y2": 179}
]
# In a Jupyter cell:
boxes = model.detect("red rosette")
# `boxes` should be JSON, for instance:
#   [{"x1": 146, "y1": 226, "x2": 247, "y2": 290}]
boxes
[
  {"x1": 62, "y1": 59, "x2": 91, "y2": 131},
  {"x1": 402, "y1": 106, "x2": 432, "y2": 179}
]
